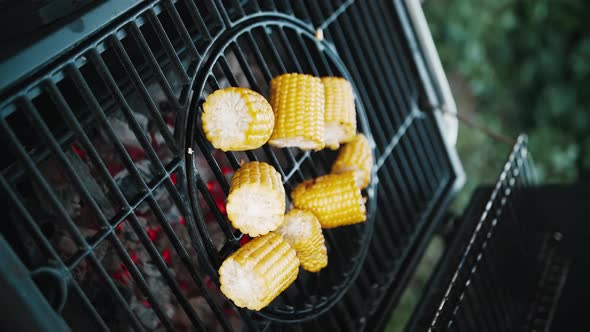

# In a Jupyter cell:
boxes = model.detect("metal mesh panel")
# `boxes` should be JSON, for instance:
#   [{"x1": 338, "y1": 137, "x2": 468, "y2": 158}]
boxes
[
  {"x1": 0, "y1": 0, "x2": 460, "y2": 331},
  {"x1": 427, "y1": 136, "x2": 548, "y2": 331}
]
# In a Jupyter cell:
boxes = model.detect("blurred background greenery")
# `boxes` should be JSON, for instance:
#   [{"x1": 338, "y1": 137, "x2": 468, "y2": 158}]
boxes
[{"x1": 386, "y1": 0, "x2": 589, "y2": 330}]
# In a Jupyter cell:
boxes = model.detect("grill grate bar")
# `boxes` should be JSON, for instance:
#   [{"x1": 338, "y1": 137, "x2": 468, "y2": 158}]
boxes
[
  {"x1": 377, "y1": 142, "x2": 417, "y2": 231},
  {"x1": 145, "y1": 10, "x2": 190, "y2": 84},
  {"x1": 324, "y1": 6, "x2": 431, "y2": 216},
  {"x1": 357, "y1": 2, "x2": 445, "y2": 190},
  {"x1": 375, "y1": 108, "x2": 421, "y2": 170},
  {"x1": 318, "y1": 0, "x2": 356, "y2": 30},
  {"x1": 276, "y1": 0, "x2": 295, "y2": 15},
  {"x1": 193, "y1": 121, "x2": 231, "y2": 193},
  {"x1": 282, "y1": 152, "x2": 311, "y2": 184},
  {"x1": 163, "y1": 0, "x2": 201, "y2": 59},
  {"x1": 367, "y1": 1, "x2": 417, "y2": 98},
  {"x1": 336, "y1": 6, "x2": 435, "y2": 200},
  {"x1": 109, "y1": 36, "x2": 179, "y2": 155},
  {"x1": 182, "y1": 0, "x2": 213, "y2": 41},
  {"x1": 293, "y1": 2, "x2": 316, "y2": 25},
  {"x1": 277, "y1": 29, "x2": 303, "y2": 73},
  {"x1": 382, "y1": 1, "x2": 452, "y2": 177},
  {"x1": 89, "y1": 48, "x2": 171, "y2": 175},
  {"x1": 195, "y1": 175, "x2": 235, "y2": 241},
  {"x1": 128, "y1": 23, "x2": 183, "y2": 109},
  {"x1": 128, "y1": 209, "x2": 212, "y2": 331}
]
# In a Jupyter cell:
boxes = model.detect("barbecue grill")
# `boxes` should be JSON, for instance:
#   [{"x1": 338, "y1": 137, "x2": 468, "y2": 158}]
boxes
[{"x1": 0, "y1": 1, "x2": 585, "y2": 331}]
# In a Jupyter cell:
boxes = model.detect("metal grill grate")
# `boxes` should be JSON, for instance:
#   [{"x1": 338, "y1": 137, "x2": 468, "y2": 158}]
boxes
[
  {"x1": 0, "y1": 0, "x2": 462, "y2": 331},
  {"x1": 424, "y1": 136, "x2": 562, "y2": 331}
]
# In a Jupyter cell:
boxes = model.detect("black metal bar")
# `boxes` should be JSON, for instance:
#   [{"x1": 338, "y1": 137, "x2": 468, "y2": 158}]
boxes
[
  {"x1": 128, "y1": 23, "x2": 183, "y2": 109},
  {"x1": 378, "y1": 0, "x2": 452, "y2": 177},
  {"x1": 163, "y1": 0, "x2": 200, "y2": 59},
  {"x1": 88, "y1": 49, "x2": 171, "y2": 179},
  {"x1": 347, "y1": 4, "x2": 442, "y2": 194},
  {"x1": 345, "y1": 3, "x2": 445, "y2": 188},
  {"x1": 335, "y1": 5, "x2": 435, "y2": 199},
  {"x1": 321, "y1": 6, "x2": 426, "y2": 218},
  {"x1": 109, "y1": 35, "x2": 180, "y2": 155},
  {"x1": 302, "y1": 1, "x2": 325, "y2": 28},
  {"x1": 196, "y1": 176, "x2": 234, "y2": 239},
  {"x1": 145, "y1": 9, "x2": 190, "y2": 83},
  {"x1": 182, "y1": 0, "x2": 212, "y2": 41},
  {"x1": 276, "y1": 0, "x2": 295, "y2": 14}
]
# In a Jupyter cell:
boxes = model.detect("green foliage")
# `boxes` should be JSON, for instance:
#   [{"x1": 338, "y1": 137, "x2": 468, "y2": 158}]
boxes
[{"x1": 426, "y1": 0, "x2": 590, "y2": 182}]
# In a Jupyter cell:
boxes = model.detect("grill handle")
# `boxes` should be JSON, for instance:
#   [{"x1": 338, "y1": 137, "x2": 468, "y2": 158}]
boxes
[{"x1": 0, "y1": 235, "x2": 70, "y2": 332}]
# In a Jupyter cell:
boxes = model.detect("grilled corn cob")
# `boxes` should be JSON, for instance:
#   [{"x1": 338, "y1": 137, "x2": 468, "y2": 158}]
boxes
[
  {"x1": 269, "y1": 73, "x2": 325, "y2": 150},
  {"x1": 226, "y1": 161, "x2": 286, "y2": 236},
  {"x1": 322, "y1": 77, "x2": 356, "y2": 149},
  {"x1": 276, "y1": 209, "x2": 328, "y2": 272},
  {"x1": 331, "y1": 134, "x2": 373, "y2": 189},
  {"x1": 291, "y1": 172, "x2": 366, "y2": 228},
  {"x1": 202, "y1": 87, "x2": 274, "y2": 151},
  {"x1": 219, "y1": 232, "x2": 299, "y2": 310}
]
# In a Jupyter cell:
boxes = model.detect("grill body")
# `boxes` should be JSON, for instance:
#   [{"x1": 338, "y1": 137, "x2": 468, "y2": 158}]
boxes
[{"x1": 0, "y1": 1, "x2": 463, "y2": 331}]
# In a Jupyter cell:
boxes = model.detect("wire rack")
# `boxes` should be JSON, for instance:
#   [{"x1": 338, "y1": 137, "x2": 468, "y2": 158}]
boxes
[
  {"x1": 425, "y1": 135, "x2": 555, "y2": 331},
  {"x1": 0, "y1": 1, "x2": 462, "y2": 331}
]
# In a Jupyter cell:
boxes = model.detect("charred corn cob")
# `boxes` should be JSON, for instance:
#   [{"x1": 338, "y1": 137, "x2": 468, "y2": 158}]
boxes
[
  {"x1": 291, "y1": 172, "x2": 366, "y2": 228},
  {"x1": 226, "y1": 161, "x2": 286, "y2": 236},
  {"x1": 276, "y1": 209, "x2": 328, "y2": 272},
  {"x1": 331, "y1": 134, "x2": 373, "y2": 189},
  {"x1": 202, "y1": 87, "x2": 274, "y2": 151},
  {"x1": 322, "y1": 77, "x2": 356, "y2": 149},
  {"x1": 269, "y1": 73, "x2": 325, "y2": 150},
  {"x1": 219, "y1": 232, "x2": 300, "y2": 310}
]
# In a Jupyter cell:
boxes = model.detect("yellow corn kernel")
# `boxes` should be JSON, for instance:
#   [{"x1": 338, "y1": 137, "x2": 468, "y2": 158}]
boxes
[
  {"x1": 269, "y1": 73, "x2": 325, "y2": 150},
  {"x1": 291, "y1": 172, "x2": 366, "y2": 228},
  {"x1": 219, "y1": 233, "x2": 300, "y2": 311},
  {"x1": 276, "y1": 209, "x2": 328, "y2": 272},
  {"x1": 226, "y1": 161, "x2": 286, "y2": 236},
  {"x1": 202, "y1": 87, "x2": 274, "y2": 151},
  {"x1": 322, "y1": 77, "x2": 357, "y2": 149},
  {"x1": 331, "y1": 134, "x2": 373, "y2": 189}
]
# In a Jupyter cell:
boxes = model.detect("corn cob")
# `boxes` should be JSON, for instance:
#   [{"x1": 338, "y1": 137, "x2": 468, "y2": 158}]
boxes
[
  {"x1": 276, "y1": 209, "x2": 328, "y2": 272},
  {"x1": 202, "y1": 87, "x2": 274, "y2": 151},
  {"x1": 219, "y1": 232, "x2": 300, "y2": 311},
  {"x1": 226, "y1": 161, "x2": 286, "y2": 236},
  {"x1": 331, "y1": 134, "x2": 373, "y2": 189},
  {"x1": 322, "y1": 77, "x2": 357, "y2": 149},
  {"x1": 291, "y1": 172, "x2": 366, "y2": 228},
  {"x1": 269, "y1": 73, "x2": 325, "y2": 150}
]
